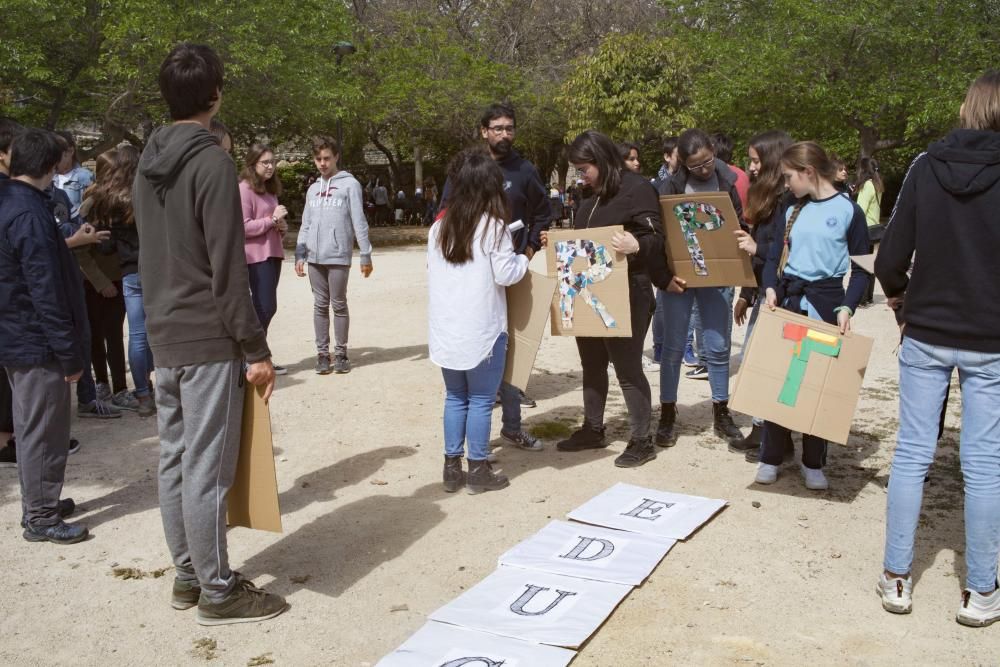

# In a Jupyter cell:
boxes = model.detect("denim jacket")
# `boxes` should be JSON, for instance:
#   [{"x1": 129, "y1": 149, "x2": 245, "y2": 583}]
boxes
[{"x1": 55, "y1": 165, "x2": 94, "y2": 219}]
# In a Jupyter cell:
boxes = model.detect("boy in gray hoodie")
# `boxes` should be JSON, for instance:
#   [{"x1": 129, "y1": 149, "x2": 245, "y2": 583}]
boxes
[{"x1": 295, "y1": 135, "x2": 373, "y2": 374}]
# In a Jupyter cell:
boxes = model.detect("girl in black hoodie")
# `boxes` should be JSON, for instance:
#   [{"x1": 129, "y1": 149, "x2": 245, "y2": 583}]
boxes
[{"x1": 876, "y1": 70, "x2": 1000, "y2": 625}]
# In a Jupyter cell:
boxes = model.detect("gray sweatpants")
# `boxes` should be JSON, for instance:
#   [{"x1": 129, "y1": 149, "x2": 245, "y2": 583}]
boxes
[
  {"x1": 156, "y1": 359, "x2": 243, "y2": 603},
  {"x1": 9, "y1": 361, "x2": 71, "y2": 528},
  {"x1": 308, "y1": 263, "x2": 350, "y2": 357}
]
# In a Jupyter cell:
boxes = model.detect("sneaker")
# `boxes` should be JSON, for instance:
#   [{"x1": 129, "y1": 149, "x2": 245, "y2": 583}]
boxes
[
  {"x1": 0, "y1": 441, "x2": 16, "y2": 468},
  {"x1": 172, "y1": 579, "x2": 203, "y2": 610},
  {"x1": 77, "y1": 400, "x2": 121, "y2": 419},
  {"x1": 272, "y1": 364, "x2": 288, "y2": 376},
  {"x1": 315, "y1": 354, "x2": 332, "y2": 375},
  {"x1": 21, "y1": 498, "x2": 76, "y2": 528},
  {"x1": 501, "y1": 429, "x2": 542, "y2": 451},
  {"x1": 876, "y1": 573, "x2": 913, "y2": 614},
  {"x1": 801, "y1": 464, "x2": 829, "y2": 490},
  {"x1": 196, "y1": 574, "x2": 288, "y2": 626},
  {"x1": 136, "y1": 394, "x2": 156, "y2": 418},
  {"x1": 957, "y1": 584, "x2": 1000, "y2": 627},
  {"x1": 333, "y1": 354, "x2": 351, "y2": 374},
  {"x1": 655, "y1": 403, "x2": 678, "y2": 447},
  {"x1": 755, "y1": 463, "x2": 779, "y2": 484},
  {"x1": 642, "y1": 355, "x2": 659, "y2": 371},
  {"x1": 614, "y1": 437, "x2": 657, "y2": 468},
  {"x1": 682, "y1": 343, "x2": 698, "y2": 367},
  {"x1": 96, "y1": 382, "x2": 112, "y2": 401},
  {"x1": 556, "y1": 425, "x2": 607, "y2": 452},
  {"x1": 518, "y1": 391, "x2": 537, "y2": 408},
  {"x1": 22, "y1": 520, "x2": 88, "y2": 545},
  {"x1": 111, "y1": 389, "x2": 140, "y2": 412},
  {"x1": 466, "y1": 459, "x2": 509, "y2": 494},
  {"x1": 685, "y1": 365, "x2": 708, "y2": 380},
  {"x1": 67, "y1": 438, "x2": 81, "y2": 455}
]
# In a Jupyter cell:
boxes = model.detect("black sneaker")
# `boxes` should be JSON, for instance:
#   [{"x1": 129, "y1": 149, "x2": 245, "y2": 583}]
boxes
[
  {"x1": 556, "y1": 425, "x2": 607, "y2": 452},
  {"x1": 500, "y1": 429, "x2": 542, "y2": 451},
  {"x1": 0, "y1": 441, "x2": 16, "y2": 468},
  {"x1": 22, "y1": 519, "x2": 88, "y2": 545},
  {"x1": 685, "y1": 365, "x2": 708, "y2": 380},
  {"x1": 68, "y1": 438, "x2": 81, "y2": 455},
  {"x1": 333, "y1": 354, "x2": 351, "y2": 374},
  {"x1": 21, "y1": 499, "x2": 75, "y2": 528},
  {"x1": 77, "y1": 400, "x2": 122, "y2": 419},
  {"x1": 519, "y1": 391, "x2": 537, "y2": 408},
  {"x1": 195, "y1": 574, "x2": 288, "y2": 626},
  {"x1": 656, "y1": 403, "x2": 678, "y2": 447},
  {"x1": 315, "y1": 354, "x2": 332, "y2": 375},
  {"x1": 729, "y1": 423, "x2": 762, "y2": 453},
  {"x1": 614, "y1": 437, "x2": 657, "y2": 468},
  {"x1": 272, "y1": 364, "x2": 288, "y2": 376},
  {"x1": 172, "y1": 578, "x2": 202, "y2": 610}
]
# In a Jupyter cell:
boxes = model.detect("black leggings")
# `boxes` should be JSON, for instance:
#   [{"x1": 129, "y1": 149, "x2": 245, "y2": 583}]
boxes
[
  {"x1": 575, "y1": 273, "x2": 654, "y2": 440},
  {"x1": 84, "y1": 281, "x2": 127, "y2": 393}
]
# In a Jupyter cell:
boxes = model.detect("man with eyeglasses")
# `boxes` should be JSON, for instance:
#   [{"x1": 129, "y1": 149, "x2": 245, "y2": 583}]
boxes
[{"x1": 438, "y1": 102, "x2": 552, "y2": 452}]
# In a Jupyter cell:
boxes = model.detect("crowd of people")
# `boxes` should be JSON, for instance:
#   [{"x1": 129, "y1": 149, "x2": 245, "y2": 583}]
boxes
[{"x1": 0, "y1": 40, "x2": 997, "y2": 630}]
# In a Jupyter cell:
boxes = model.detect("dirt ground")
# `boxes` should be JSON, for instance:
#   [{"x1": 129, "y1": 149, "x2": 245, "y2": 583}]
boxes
[{"x1": 1, "y1": 245, "x2": 995, "y2": 666}]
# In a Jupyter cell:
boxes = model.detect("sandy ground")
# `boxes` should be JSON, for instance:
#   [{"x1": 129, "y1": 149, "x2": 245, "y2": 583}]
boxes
[{"x1": 1, "y1": 245, "x2": 994, "y2": 666}]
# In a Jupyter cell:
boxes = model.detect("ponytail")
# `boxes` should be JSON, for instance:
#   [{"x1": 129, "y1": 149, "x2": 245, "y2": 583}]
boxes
[{"x1": 777, "y1": 199, "x2": 807, "y2": 277}]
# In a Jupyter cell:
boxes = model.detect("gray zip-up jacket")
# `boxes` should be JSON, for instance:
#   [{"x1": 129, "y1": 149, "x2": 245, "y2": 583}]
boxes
[{"x1": 295, "y1": 171, "x2": 372, "y2": 266}]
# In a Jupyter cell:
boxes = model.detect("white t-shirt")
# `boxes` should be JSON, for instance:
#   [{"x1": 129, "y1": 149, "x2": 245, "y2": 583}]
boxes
[{"x1": 427, "y1": 215, "x2": 530, "y2": 370}]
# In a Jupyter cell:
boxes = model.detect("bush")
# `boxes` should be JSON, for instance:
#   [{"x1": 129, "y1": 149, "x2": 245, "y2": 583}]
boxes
[{"x1": 277, "y1": 161, "x2": 316, "y2": 223}]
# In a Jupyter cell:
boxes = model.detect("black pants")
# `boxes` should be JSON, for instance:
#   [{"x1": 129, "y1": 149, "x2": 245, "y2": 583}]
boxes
[
  {"x1": 575, "y1": 273, "x2": 654, "y2": 440},
  {"x1": 247, "y1": 257, "x2": 282, "y2": 334},
  {"x1": 84, "y1": 281, "x2": 127, "y2": 393},
  {"x1": 760, "y1": 422, "x2": 827, "y2": 469}
]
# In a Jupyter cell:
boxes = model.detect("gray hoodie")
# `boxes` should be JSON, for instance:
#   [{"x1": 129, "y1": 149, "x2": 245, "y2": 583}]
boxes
[
  {"x1": 295, "y1": 171, "x2": 372, "y2": 266},
  {"x1": 134, "y1": 123, "x2": 270, "y2": 367}
]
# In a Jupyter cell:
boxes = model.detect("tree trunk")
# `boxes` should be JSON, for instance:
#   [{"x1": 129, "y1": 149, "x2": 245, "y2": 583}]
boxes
[
  {"x1": 414, "y1": 145, "x2": 423, "y2": 192},
  {"x1": 369, "y1": 130, "x2": 402, "y2": 194}
]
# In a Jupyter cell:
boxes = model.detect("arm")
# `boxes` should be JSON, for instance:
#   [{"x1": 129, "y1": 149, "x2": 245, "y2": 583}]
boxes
[
  {"x1": 13, "y1": 212, "x2": 84, "y2": 376},
  {"x1": 349, "y1": 180, "x2": 373, "y2": 266},
  {"x1": 524, "y1": 167, "x2": 552, "y2": 252},
  {"x1": 198, "y1": 155, "x2": 271, "y2": 363},
  {"x1": 489, "y1": 220, "x2": 529, "y2": 286},
  {"x1": 842, "y1": 204, "x2": 873, "y2": 312},
  {"x1": 295, "y1": 186, "x2": 314, "y2": 263},
  {"x1": 240, "y1": 183, "x2": 276, "y2": 238},
  {"x1": 874, "y1": 155, "x2": 922, "y2": 298}
]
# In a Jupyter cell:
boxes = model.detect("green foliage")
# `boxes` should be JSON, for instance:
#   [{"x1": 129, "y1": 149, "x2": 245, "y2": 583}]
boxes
[
  {"x1": 557, "y1": 34, "x2": 694, "y2": 142},
  {"x1": 276, "y1": 161, "x2": 316, "y2": 221}
]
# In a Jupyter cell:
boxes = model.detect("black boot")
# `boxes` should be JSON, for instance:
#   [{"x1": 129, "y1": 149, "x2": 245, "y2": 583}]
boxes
[
  {"x1": 443, "y1": 455, "x2": 465, "y2": 493},
  {"x1": 556, "y1": 424, "x2": 607, "y2": 452},
  {"x1": 655, "y1": 403, "x2": 677, "y2": 447},
  {"x1": 713, "y1": 401, "x2": 744, "y2": 444},
  {"x1": 466, "y1": 459, "x2": 509, "y2": 494},
  {"x1": 614, "y1": 437, "x2": 657, "y2": 468},
  {"x1": 729, "y1": 423, "x2": 762, "y2": 453}
]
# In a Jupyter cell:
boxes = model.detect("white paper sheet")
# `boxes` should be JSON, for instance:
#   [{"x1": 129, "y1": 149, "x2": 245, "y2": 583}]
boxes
[
  {"x1": 498, "y1": 520, "x2": 675, "y2": 586},
  {"x1": 566, "y1": 483, "x2": 726, "y2": 540},
  {"x1": 429, "y1": 566, "x2": 632, "y2": 648},
  {"x1": 376, "y1": 621, "x2": 576, "y2": 667}
]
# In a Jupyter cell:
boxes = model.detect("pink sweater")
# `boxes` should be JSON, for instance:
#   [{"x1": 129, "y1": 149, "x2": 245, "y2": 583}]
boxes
[{"x1": 239, "y1": 181, "x2": 285, "y2": 264}]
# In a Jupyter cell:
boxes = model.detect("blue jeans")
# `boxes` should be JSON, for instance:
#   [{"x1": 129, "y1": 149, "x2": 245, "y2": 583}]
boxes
[
  {"x1": 122, "y1": 273, "x2": 154, "y2": 397},
  {"x1": 441, "y1": 333, "x2": 507, "y2": 461},
  {"x1": 685, "y1": 302, "x2": 702, "y2": 359},
  {"x1": 498, "y1": 381, "x2": 521, "y2": 432},
  {"x1": 247, "y1": 257, "x2": 282, "y2": 334},
  {"x1": 884, "y1": 337, "x2": 1000, "y2": 592},
  {"x1": 658, "y1": 287, "x2": 733, "y2": 403}
]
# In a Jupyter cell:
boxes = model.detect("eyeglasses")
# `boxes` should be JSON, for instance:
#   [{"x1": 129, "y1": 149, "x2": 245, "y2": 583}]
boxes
[
  {"x1": 685, "y1": 156, "x2": 714, "y2": 172},
  {"x1": 487, "y1": 125, "x2": 516, "y2": 135},
  {"x1": 257, "y1": 160, "x2": 276, "y2": 167}
]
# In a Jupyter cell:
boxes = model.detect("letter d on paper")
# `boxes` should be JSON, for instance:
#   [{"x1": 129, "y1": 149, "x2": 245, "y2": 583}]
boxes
[
  {"x1": 560, "y1": 536, "x2": 615, "y2": 562},
  {"x1": 621, "y1": 498, "x2": 675, "y2": 521},
  {"x1": 439, "y1": 659, "x2": 505, "y2": 667},
  {"x1": 509, "y1": 584, "x2": 577, "y2": 616}
]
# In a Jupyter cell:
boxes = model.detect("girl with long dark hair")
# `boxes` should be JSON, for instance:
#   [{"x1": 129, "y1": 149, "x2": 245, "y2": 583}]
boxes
[
  {"x1": 550, "y1": 130, "x2": 673, "y2": 468},
  {"x1": 428, "y1": 148, "x2": 529, "y2": 494}
]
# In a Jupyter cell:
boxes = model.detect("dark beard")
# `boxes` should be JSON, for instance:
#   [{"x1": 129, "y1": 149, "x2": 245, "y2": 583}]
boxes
[{"x1": 490, "y1": 139, "x2": 512, "y2": 158}]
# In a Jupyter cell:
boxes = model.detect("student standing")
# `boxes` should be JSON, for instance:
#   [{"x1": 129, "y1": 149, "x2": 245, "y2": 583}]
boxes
[
  {"x1": 875, "y1": 71, "x2": 1000, "y2": 626},
  {"x1": 854, "y1": 157, "x2": 883, "y2": 306},
  {"x1": 0, "y1": 129, "x2": 89, "y2": 543},
  {"x1": 656, "y1": 128, "x2": 746, "y2": 448},
  {"x1": 754, "y1": 141, "x2": 871, "y2": 490},
  {"x1": 240, "y1": 144, "x2": 288, "y2": 373},
  {"x1": 554, "y1": 130, "x2": 675, "y2": 468},
  {"x1": 134, "y1": 43, "x2": 285, "y2": 625},
  {"x1": 428, "y1": 148, "x2": 529, "y2": 494},
  {"x1": 295, "y1": 135, "x2": 373, "y2": 375},
  {"x1": 54, "y1": 131, "x2": 94, "y2": 220}
]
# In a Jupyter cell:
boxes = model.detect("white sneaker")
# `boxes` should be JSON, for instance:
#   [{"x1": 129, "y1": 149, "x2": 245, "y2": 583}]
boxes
[
  {"x1": 800, "y1": 464, "x2": 829, "y2": 490},
  {"x1": 876, "y1": 573, "x2": 913, "y2": 614},
  {"x1": 957, "y1": 585, "x2": 1000, "y2": 627},
  {"x1": 755, "y1": 463, "x2": 779, "y2": 484},
  {"x1": 642, "y1": 355, "x2": 659, "y2": 371}
]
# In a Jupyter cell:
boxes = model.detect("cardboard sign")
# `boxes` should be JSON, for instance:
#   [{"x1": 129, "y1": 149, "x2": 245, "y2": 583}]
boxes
[
  {"x1": 498, "y1": 520, "x2": 675, "y2": 586},
  {"x1": 567, "y1": 483, "x2": 726, "y2": 541},
  {"x1": 503, "y1": 271, "x2": 557, "y2": 391},
  {"x1": 659, "y1": 192, "x2": 756, "y2": 287},
  {"x1": 429, "y1": 566, "x2": 632, "y2": 648},
  {"x1": 545, "y1": 226, "x2": 631, "y2": 338},
  {"x1": 730, "y1": 307, "x2": 873, "y2": 444},
  {"x1": 227, "y1": 384, "x2": 282, "y2": 533},
  {"x1": 377, "y1": 622, "x2": 576, "y2": 667}
]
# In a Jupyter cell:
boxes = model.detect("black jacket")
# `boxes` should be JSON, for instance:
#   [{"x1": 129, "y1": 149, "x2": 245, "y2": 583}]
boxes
[
  {"x1": 875, "y1": 128, "x2": 1000, "y2": 352},
  {"x1": 440, "y1": 149, "x2": 552, "y2": 254},
  {"x1": 0, "y1": 179, "x2": 87, "y2": 374},
  {"x1": 112, "y1": 222, "x2": 139, "y2": 276},
  {"x1": 574, "y1": 170, "x2": 671, "y2": 287},
  {"x1": 657, "y1": 158, "x2": 747, "y2": 230},
  {"x1": 738, "y1": 191, "x2": 795, "y2": 305}
]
